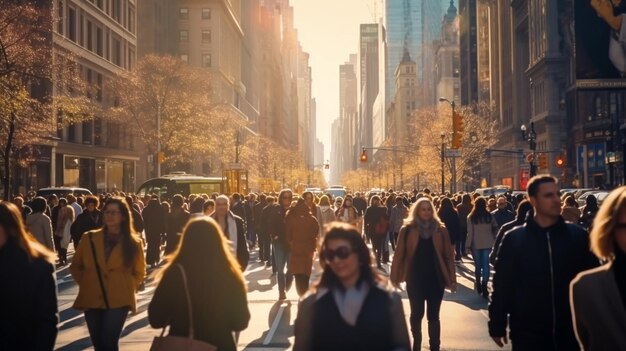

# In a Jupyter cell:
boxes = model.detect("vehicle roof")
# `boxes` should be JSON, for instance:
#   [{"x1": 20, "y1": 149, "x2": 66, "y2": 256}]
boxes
[{"x1": 38, "y1": 187, "x2": 90, "y2": 191}]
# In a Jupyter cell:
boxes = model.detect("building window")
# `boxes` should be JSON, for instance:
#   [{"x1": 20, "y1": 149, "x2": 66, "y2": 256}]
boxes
[
  {"x1": 112, "y1": 38, "x2": 121, "y2": 66},
  {"x1": 87, "y1": 20, "x2": 93, "y2": 51},
  {"x1": 94, "y1": 118, "x2": 103, "y2": 146},
  {"x1": 57, "y1": 0, "x2": 64, "y2": 34},
  {"x1": 96, "y1": 27, "x2": 103, "y2": 56},
  {"x1": 202, "y1": 54, "x2": 211, "y2": 68},
  {"x1": 68, "y1": 7, "x2": 76, "y2": 42},
  {"x1": 202, "y1": 8, "x2": 211, "y2": 19},
  {"x1": 595, "y1": 95, "x2": 603, "y2": 119},
  {"x1": 180, "y1": 54, "x2": 189, "y2": 64},
  {"x1": 179, "y1": 30, "x2": 188, "y2": 42},
  {"x1": 610, "y1": 93, "x2": 618, "y2": 119},
  {"x1": 179, "y1": 8, "x2": 188, "y2": 19},
  {"x1": 83, "y1": 121, "x2": 93, "y2": 144},
  {"x1": 202, "y1": 30, "x2": 211, "y2": 43},
  {"x1": 112, "y1": 0, "x2": 121, "y2": 22}
]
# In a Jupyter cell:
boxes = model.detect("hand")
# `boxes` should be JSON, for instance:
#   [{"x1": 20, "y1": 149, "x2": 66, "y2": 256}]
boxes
[{"x1": 492, "y1": 336, "x2": 508, "y2": 348}]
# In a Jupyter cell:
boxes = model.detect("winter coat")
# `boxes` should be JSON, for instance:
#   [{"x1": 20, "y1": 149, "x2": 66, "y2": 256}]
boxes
[
  {"x1": 316, "y1": 206, "x2": 336, "y2": 234},
  {"x1": 466, "y1": 215, "x2": 498, "y2": 251},
  {"x1": 492, "y1": 208, "x2": 515, "y2": 229},
  {"x1": 389, "y1": 204, "x2": 408, "y2": 233},
  {"x1": 488, "y1": 216, "x2": 599, "y2": 349},
  {"x1": 364, "y1": 206, "x2": 389, "y2": 236},
  {"x1": 570, "y1": 258, "x2": 626, "y2": 351},
  {"x1": 25, "y1": 212, "x2": 55, "y2": 251},
  {"x1": 142, "y1": 199, "x2": 165, "y2": 238},
  {"x1": 437, "y1": 208, "x2": 460, "y2": 246},
  {"x1": 253, "y1": 200, "x2": 268, "y2": 233},
  {"x1": 71, "y1": 209, "x2": 102, "y2": 245},
  {"x1": 456, "y1": 203, "x2": 472, "y2": 231},
  {"x1": 266, "y1": 204, "x2": 289, "y2": 246},
  {"x1": 165, "y1": 208, "x2": 190, "y2": 254},
  {"x1": 0, "y1": 241, "x2": 58, "y2": 351},
  {"x1": 286, "y1": 209, "x2": 320, "y2": 275},
  {"x1": 70, "y1": 229, "x2": 146, "y2": 313},
  {"x1": 390, "y1": 224, "x2": 456, "y2": 290}
]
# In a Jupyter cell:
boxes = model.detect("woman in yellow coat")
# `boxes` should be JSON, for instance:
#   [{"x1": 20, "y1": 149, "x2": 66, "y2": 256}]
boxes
[{"x1": 70, "y1": 197, "x2": 146, "y2": 351}]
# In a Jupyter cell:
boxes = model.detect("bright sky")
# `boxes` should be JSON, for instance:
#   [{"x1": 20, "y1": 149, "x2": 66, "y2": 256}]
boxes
[{"x1": 291, "y1": 0, "x2": 375, "y2": 161}]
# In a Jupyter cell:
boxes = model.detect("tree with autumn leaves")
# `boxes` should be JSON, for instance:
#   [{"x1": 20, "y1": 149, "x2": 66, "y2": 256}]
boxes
[
  {"x1": 0, "y1": 1, "x2": 94, "y2": 199},
  {"x1": 342, "y1": 103, "x2": 499, "y2": 192}
]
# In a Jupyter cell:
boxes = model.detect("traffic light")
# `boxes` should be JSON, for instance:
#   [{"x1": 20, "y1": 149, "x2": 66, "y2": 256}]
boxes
[
  {"x1": 538, "y1": 153, "x2": 547, "y2": 169},
  {"x1": 157, "y1": 151, "x2": 165, "y2": 164},
  {"x1": 451, "y1": 112, "x2": 464, "y2": 149},
  {"x1": 360, "y1": 148, "x2": 368, "y2": 162},
  {"x1": 324, "y1": 163, "x2": 330, "y2": 170},
  {"x1": 555, "y1": 154, "x2": 565, "y2": 168}
]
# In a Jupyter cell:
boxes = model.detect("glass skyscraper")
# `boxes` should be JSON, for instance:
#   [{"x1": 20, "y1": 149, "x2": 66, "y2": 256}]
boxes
[{"x1": 384, "y1": 0, "x2": 445, "y2": 107}]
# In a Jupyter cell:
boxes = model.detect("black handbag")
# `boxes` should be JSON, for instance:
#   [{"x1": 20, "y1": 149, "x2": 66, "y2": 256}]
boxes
[{"x1": 88, "y1": 232, "x2": 110, "y2": 309}]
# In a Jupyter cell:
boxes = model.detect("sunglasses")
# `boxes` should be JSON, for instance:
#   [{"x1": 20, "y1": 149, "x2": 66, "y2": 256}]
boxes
[{"x1": 322, "y1": 246, "x2": 353, "y2": 262}]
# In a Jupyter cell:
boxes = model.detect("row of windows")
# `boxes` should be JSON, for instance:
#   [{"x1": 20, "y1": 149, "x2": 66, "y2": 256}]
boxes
[
  {"x1": 179, "y1": 30, "x2": 212, "y2": 43},
  {"x1": 179, "y1": 8, "x2": 211, "y2": 20},
  {"x1": 180, "y1": 53, "x2": 212, "y2": 68},
  {"x1": 83, "y1": 0, "x2": 136, "y2": 33}
]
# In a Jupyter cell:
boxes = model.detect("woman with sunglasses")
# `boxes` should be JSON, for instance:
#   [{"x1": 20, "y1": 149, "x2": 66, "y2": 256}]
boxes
[
  {"x1": 293, "y1": 222, "x2": 410, "y2": 351},
  {"x1": 390, "y1": 198, "x2": 456, "y2": 351}
]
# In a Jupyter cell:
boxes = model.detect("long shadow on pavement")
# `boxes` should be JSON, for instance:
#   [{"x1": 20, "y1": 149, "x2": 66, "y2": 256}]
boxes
[{"x1": 243, "y1": 300, "x2": 293, "y2": 350}]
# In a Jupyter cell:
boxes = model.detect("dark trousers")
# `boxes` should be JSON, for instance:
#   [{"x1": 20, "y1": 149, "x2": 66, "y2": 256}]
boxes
[
  {"x1": 407, "y1": 282, "x2": 444, "y2": 351},
  {"x1": 164, "y1": 233, "x2": 180, "y2": 255},
  {"x1": 145, "y1": 231, "x2": 161, "y2": 266},
  {"x1": 371, "y1": 233, "x2": 385, "y2": 266},
  {"x1": 294, "y1": 274, "x2": 310, "y2": 297},
  {"x1": 258, "y1": 232, "x2": 271, "y2": 261},
  {"x1": 84, "y1": 307, "x2": 129, "y2": 351},
  {"x1": 456, "y1": 229, "x2": 467, "y2": 259}
]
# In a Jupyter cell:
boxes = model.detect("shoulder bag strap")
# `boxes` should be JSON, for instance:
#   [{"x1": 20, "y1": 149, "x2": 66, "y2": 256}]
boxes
[
  {"x1": 176, "y1": 263, "x2": 195, "y2": 339},
  {"x1": 88, "y1": 232, "x2": 110, "y2": 309}
]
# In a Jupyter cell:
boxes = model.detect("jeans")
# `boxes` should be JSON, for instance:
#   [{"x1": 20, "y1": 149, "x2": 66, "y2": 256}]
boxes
[
  {"x1": 84, "y1": 307, "x2": 129, "y2": 351},
  {"x1": 273, "y1": 243, "x2": 292, "y2": 295},
  {"x1": 473, "y1": 248, "x2": 491, "y2": 285},
  {"x1": 247, "y1": 227, "x2": 257, "y2": 246},
  {"x1": 406, "y1": 282, "x2": 444, "y2": 351},
  {"x1": 258, "y1": 231, "x2": 271, "y2": 262},
  {"x1": 371, "y1": 234, "x2": 385, "y2": 266}
]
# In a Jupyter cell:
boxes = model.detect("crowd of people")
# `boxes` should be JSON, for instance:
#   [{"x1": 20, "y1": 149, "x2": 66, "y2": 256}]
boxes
[{"x1": 1, "y1": 174, "x2": 625, "y2": 350}]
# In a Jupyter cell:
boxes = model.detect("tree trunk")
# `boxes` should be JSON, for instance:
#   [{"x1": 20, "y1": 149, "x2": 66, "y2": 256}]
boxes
[{"x1": 3, "y1": 113, "x2": 16, "y2": 200}]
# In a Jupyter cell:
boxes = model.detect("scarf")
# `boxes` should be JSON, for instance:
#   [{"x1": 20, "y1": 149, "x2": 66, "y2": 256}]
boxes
[{"x1": 415, "y1": 218, "x2": 437, "y2": 239}]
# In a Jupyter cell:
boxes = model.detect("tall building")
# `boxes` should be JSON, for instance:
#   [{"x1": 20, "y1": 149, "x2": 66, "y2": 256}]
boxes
[
  {"x1": 387, "y1": 51, "x2": 418, "y2": 142},
  {"x1": 434, "y1": 1, "x2": 460, "y2": 105},
  {"x1": 337, "y1": 57, "x2": 358, "y2": 180},
  {"x1": 41, "y1": 0, "x2": 143, "y2": 193},
  {"x1": 358, "y1": 23, "x2": 382, "y2": 156}
]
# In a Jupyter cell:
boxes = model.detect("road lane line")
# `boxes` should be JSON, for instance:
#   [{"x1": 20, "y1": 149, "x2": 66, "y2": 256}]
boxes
[{"x1": 263, "y1": 304, "x2": 286, "y2": 345}]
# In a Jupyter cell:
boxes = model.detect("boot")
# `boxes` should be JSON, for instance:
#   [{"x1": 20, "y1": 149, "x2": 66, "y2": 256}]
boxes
[
  {"x1": 475, "y1": 275, "x2": 482, "y2": 294},
  {"x1": 428, "y1": 320, "x2": 441, "y2": 351},
  {"x1": 481, "y1": 282, "x2": 489, "y2": 299}
]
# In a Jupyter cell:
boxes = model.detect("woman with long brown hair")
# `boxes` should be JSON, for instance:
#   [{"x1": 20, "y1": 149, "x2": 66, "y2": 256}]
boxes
[
  {"x1": 70, "y1": 197, "x2": 146, "y2": 351},
  {"x1": 0, "y1": 201, "x2": 58, "y2": 350},
  {"x1": 149, "y1": 217, "x2": 250, "y2": 351}
]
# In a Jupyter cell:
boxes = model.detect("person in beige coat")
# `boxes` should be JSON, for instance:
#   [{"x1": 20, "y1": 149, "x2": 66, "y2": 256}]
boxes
[
  {"x1": 561, "y1": 195, "x2": 581, "y2": 223},
  {"x1": 570, "y1": 186, "x2": 626, "y2": 350},
  {"x1": 466, "y1": 197, "x2": 497, "y2": 298},
  {"x1": 25, "y1": 197, "x2": 55, "y2": 251},
  {"x1": 390, "y1": 198, "x2": 456, "y2": 351}
]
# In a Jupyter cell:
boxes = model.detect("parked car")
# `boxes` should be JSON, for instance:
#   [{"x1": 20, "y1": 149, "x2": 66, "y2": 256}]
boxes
[{"x1": 36, "y1": 187, "x2": 92, "y2": 199}]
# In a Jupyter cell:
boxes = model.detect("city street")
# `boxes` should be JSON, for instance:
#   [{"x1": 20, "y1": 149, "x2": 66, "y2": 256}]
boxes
[{"x1": 55, "y1": 245, "x2": 510, "y2": 351}]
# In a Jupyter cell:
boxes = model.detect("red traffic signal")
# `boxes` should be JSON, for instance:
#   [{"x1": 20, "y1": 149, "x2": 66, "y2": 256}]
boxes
[
  {"x1": 324, "y1": 163, "x2": 330, "y2": 169},
  {"x1": 360, "y1": 149, "x2": 368, "y2": 162},
  {"x1": 556, "y1": 154, "x2": 565, "y2": 168}
]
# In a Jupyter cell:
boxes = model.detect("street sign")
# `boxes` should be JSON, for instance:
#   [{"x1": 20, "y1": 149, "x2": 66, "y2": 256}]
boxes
[
  {"x1": 228, "y1": 162, "x2": 243, "y2": 169},
  {"x1": 445, "y1": 149, "x2": 461, "y2": 157}
]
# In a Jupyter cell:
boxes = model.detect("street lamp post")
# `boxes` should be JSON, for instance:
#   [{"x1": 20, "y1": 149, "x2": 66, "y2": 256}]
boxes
[
  {"x1": 521, "y1": 122, "x2": 537, "y2": 177},
  {"x1": 439, "y1": 97, "x2": 456, "y2": 193},
  {"x1": 441, "y1": 132, "x2": 446, "y2": 194}
]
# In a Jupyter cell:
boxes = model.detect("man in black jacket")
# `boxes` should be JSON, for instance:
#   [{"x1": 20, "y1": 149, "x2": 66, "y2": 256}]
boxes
[
  {"x1": 266, "y1": 189, "x2": 293, "y2": 300},
  {"x1": 488, "y1": 175, "x2": 598, "y2": 350},
  {"x1": 491, "y1": 196, "x2": 515, "y2": 230}
]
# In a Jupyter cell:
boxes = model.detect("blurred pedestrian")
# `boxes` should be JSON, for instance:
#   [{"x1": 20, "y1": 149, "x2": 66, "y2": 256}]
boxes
[
  {"x1": 71, "y1": 196, "x2": 102, "y2": 248},
  {"x1": 12, "y1": 196, "x2": 31, "y2": 221},
  {"x1": 466, "y1": 197, "x2": 497, "y2": 298},
  {"x1": 437, "y1": 198, "x2": 460, "y2": 260},
  {"x1": 142, "y1": 195, "x2": 166, "y2": 268},
  {"x1": 70, "y1": 197, "x2": 146, "y2": 351},
  {"x1": 0, "y1": 201, "x2": 58, "y2": 350},
  {"x1": 364, "y1": 195, "x2": 389, "y2": 269},
  {"x1": 55, "y1": 198, "x2": 74, "y2": 266},
  {"x1": 267, "y1": 189, "x2": 294, "y2": 300},
  {"x1": 165, "y1": 195, "x2": 190, "y2": 255},
  {"x1": 25, "y1": 196, "x2": 55, "y2": 251},
  {"x1": 455, "y1": 194, "x2": 472, "y2": 261},
  {"x1": 390, "y1": 198, "x2": 456, "y2": 351},
  {"x1": 579, "y1": 195, "x2": 600, "y2": 230},
  {"x1": 390, "y1": 196, "x2": 409, "y2": 250},
  {"x1": 203, "y1": 199, "x2": 215, "y2": 216},
  {"x1": 335, "y1": 195, "x2": 359, "y2": 227},
  {"x1": 149, "y1": 218, "x2": 250, "y2": 351},
  {"x1": 188, "y1": 196, "x2": 206, "y2": 219},
  {"x1": 315, "y1": 195, "x2": 336, "y2": 235},
  {"x1": 211, "y1": 195, "x2": 249, "y2": 271},
  {"x1": 570, "y1": 186, "x2": 626, "y2": 350},
  {"x1": 490, "y1": 200, "x2": 533, "y2": 266},
  {"x1": 286, "y1": 198, "x2": 320, "y2": 296},
  {"x1": 491, "y1": 196, "x2": 515, "y2": 230},
  {"x1": 489, "y1": 176, "x2": 599, "y2": 350},
  {"x1": 294, "y1": 222, "x2": 410, "y2": 351},
  {"x1": 561, "y1": 195, "x2": 581, "y2": 223}
]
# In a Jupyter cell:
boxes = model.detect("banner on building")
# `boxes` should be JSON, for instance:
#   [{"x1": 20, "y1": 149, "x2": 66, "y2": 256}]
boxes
[{"x1": 574, "y1": 0, "x2": 626, "y2": 84}]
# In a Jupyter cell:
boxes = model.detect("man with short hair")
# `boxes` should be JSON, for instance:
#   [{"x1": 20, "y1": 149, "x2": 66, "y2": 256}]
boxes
[
  {"x1": 266, "y1": 189, "x2": 294, "y2": 300},
  {"x1": 70, "y1": 196, "x2": 102, "y2": 247},
  {"x1": 67, "y1": 194, "x2": 83, "y2": 218},
  {"x1": 491, "y1": 196, "x2": 515, "y2": 231},
  {"x1": 211, "y1": 195, "x2": 249, "y2": 271},
  {"x1": 489, "y1": 175, "x2": 598, "y2": 350}
]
